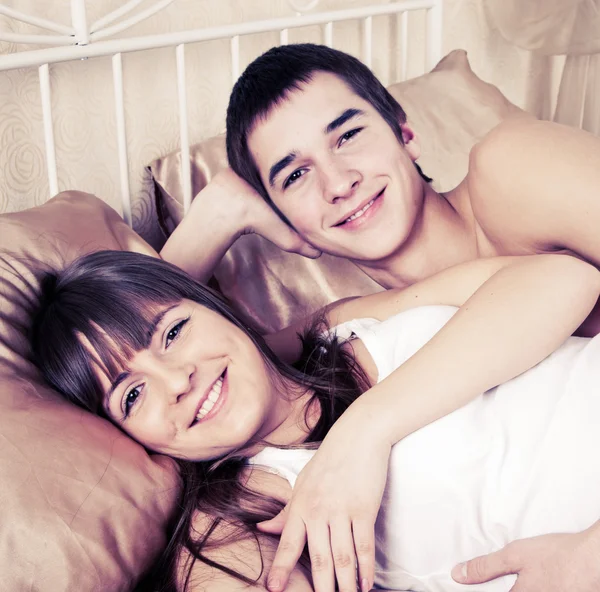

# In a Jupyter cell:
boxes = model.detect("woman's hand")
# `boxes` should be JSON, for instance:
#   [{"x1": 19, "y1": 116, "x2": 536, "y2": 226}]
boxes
[{"x1": 258, "y1": 406, "x2": 391, "y2": 592}]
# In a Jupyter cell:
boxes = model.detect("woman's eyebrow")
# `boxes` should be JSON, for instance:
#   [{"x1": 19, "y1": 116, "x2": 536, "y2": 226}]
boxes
[
  {"x1": 105, "y1": 303, "x2": 181, "y2": 404},
  {"x1": 108, "y1": 370, "x2": 130, "y2": 400},
  {"x1": 144, "y1": 303, "x2": 180, "y2": 347}
]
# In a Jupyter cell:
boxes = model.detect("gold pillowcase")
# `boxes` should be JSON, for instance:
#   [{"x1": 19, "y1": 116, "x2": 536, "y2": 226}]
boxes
[
  {"x1": 0, "y1": 192, "x2": 180, "y2": 591},
  {"x1": 149, "y1": 50, "x2": 529, "y2": 334}
]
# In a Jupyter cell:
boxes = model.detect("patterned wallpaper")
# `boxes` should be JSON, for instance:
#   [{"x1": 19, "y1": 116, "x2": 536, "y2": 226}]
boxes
[{"x1": 0, "y1": 0, "x2": 563, "y2": 248}]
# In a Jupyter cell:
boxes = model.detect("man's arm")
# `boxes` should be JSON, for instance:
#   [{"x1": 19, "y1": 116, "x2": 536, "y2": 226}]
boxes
[
  {"x1": 468, "y1": 118, "x2": 600, "y2": 267},
  {"x1": 456, "y1": 123, "x2": 600, "y2": 591},
  {"x1": 160, "y1": 168, "x2": 320, "y2": 283},
  {"x1": 266, "y1": 254, "x2": 596, "y2": 363},
  {"x1": 452, "y1": 520, "x2": 600, "y2": 591}
]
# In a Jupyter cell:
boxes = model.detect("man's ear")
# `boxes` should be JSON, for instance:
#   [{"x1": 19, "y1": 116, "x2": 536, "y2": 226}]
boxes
[{"x1": 400, "y1": 122, "x2": 421, "y2": 161}]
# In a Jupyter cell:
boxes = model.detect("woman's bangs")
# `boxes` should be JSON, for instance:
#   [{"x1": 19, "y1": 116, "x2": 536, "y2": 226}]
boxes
[{"x1": 78, "y1": 289, "x2": 177, "y2": 384}]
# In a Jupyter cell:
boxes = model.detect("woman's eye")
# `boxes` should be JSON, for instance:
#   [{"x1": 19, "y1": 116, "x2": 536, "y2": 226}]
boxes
[
  {"x1": 123, "y1": 385, "x2": 142, "y2": 417},
  {"x1": 165, "y1": 318, "x2": 189, "y2": 348},
  {"x1": 283, "y1": 168, "x2": 306, "y2": 189},
  {"x1": 339, "y1": 127, "x2": 363, "y2": 147}
]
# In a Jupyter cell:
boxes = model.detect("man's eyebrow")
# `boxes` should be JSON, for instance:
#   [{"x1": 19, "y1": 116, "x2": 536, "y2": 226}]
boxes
[
  {"x1": 267, "y1": 109, "x2": 364, "y2": 189},
  {"x1": 106, "y1": 303, "x2": 180, "y2": 401},
  {"x1": 325, "y1": 108, "x2": 365, "y2": 134},
  {"x1": 269, "y1": 152, "x2": 297, "y2": 188}
]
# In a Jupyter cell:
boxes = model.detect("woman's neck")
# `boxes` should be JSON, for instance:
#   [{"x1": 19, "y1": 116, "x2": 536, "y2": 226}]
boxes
[
  {"x1": 250, "y1": 379, "x2": 319, "y2": 454},
  {"x1": 253, "y1": 340, "x2": 376, "y2": 454}
]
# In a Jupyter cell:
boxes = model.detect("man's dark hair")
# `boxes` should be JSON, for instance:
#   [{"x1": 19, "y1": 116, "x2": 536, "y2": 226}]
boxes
[{"x1": 226, "y1": 42, "x2": 431, "y2": 213}]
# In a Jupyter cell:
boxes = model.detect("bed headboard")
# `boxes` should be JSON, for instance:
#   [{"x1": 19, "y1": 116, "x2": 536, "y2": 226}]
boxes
[{"x1": 0, "y1": 0, "x2": 442, "y2": 240}]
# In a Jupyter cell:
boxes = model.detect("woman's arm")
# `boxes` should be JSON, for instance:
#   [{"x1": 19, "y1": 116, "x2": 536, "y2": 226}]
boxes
[{"x1": 160, "y1": 168, "x2": 319, "y2": 284}]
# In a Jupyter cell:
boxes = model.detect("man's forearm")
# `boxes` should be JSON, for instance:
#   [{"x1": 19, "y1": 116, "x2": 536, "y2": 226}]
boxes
[
  {"x1": 160, "y1": 206, "x2": 240, "y2": 283},
  {"x1": 159, "y1": 173, "x2": 247, "y2": 284}
]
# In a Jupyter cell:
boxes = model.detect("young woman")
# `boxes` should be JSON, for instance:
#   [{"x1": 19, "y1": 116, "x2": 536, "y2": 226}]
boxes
[{"x1": 30, "y1": 250, "x2": 600, "y2": 592}]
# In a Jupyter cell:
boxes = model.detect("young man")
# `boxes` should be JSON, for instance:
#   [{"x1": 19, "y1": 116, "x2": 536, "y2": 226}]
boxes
[
  {"x1": 161, "y1": 44, "x2": 600, "y2": 592},
  {"x1": 164, "y1": 44, "x2": 600, "y2": 332}
]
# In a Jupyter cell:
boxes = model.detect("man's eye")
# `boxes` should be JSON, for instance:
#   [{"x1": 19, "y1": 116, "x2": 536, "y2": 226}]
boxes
[
  {"x1": 124, "y1": 385, "x2": 142, "y2": 417},
  {"x1": 165, "y1": 318, "x2": 189, "y2": 348},
  {"x1": 283, "y1": 169, "x2": 306, "y2": 189},
  {"x1": 339, "y1": 127, "x2": 363, "y2": 147}
]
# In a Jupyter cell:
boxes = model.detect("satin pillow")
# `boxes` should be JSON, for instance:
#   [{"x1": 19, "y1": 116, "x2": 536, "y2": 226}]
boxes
[
  {"x1": 149, "y1": 50, "x2": 529, "y2": 333},
  {"x1": 0, "y1": 192, "x2": 180, "y2": 591}
]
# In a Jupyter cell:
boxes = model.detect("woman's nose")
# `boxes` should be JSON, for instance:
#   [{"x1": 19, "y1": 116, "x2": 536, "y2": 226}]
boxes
[{"x1": 154, "y1": 360, "x2": 195, "y2": 403}]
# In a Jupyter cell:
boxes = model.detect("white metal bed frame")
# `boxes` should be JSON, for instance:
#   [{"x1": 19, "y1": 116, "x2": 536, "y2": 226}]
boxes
[{"x1": 0, "y1": 0, "x2": 443, "y2": 226}]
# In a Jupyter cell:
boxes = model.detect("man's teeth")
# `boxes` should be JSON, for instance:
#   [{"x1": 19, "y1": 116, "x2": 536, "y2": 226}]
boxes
[
  {"x1": 196, "y1": 377, "x2": 223, "y2": 420},
  {"x1": 345, "y1": 198, "x2": 375, "y2": 223}
]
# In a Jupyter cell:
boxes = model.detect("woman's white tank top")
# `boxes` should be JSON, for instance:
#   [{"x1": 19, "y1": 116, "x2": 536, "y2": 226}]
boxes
[{"x1": 250, "y1": 305, "x2": 600, "y2": 591}]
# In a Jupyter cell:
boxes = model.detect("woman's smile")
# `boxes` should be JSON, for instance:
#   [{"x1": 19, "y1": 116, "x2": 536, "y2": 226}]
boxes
[{"x1": 192, "y1": 368, "x2": 229, "y2": 425}]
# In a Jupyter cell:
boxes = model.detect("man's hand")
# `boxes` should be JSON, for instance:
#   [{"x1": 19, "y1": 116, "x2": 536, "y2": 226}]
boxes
[
  {"x1": 161, "y1": 167, "x2": 320, "y2": 282},
  {"x1": 257, "y1": 410, "x2": 391, "y2": 592},
  {"x1": 209, "y1": 168, "x2": 321, "y2": 258},
  {"x1": 452, "y1": 529, "x2": 600, "y2": 591}
]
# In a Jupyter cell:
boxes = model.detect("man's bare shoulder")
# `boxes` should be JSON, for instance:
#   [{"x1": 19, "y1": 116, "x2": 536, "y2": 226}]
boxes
[
  {"x1": 464, "y1": 118, "x2": 600, "y2": 259},
  {"x1": 468, "y1": 117, "x2": 600, "y2": 191},
  {"x1": 470, "y1": 117, "x2": 596, "y2": 168}
]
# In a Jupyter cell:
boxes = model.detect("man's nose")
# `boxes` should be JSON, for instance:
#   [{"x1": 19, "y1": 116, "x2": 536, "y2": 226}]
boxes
[{"x1": 321, "y1": 161, "x2": 362, "y2": 204}]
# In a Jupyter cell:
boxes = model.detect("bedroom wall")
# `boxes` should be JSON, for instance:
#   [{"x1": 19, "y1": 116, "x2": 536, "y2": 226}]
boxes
[{"x1": 0, "y1": 0, "x2": 563, "y2": 247}]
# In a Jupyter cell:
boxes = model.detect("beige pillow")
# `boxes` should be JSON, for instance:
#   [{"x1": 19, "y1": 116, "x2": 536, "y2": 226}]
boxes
[
  {"x1": 0, "y1": 192, "x2": 180, "y2": 591},
  {"x1": 149, "y1": 50, "x2": 529, "y2": 333}
]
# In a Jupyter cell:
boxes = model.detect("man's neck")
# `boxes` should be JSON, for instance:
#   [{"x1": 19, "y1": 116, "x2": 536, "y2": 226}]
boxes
[{"x1": 355, "y1": 180, "x2": 480, "y2": 289}]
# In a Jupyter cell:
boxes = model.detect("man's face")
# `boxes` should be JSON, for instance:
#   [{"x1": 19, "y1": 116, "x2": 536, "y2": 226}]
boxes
[{"x1": 248, "y1": 71, "x2": 424, "y2": 263}]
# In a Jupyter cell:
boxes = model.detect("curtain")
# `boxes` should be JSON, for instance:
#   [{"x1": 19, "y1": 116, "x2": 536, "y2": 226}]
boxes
[{"x1": 485, "y1": 0, "x2": 600, "y2": 133}]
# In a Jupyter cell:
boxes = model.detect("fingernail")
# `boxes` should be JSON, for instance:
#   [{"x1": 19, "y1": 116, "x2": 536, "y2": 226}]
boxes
[
  {"x1": 268, "y1": 577, "x2": 281, "y2": 591},
  {"x1": 361, "y1": 577, "x2": 370, "y2": 592},
  {"x1": 452, "y1": 562, "x2": 467, "y2": 583}
]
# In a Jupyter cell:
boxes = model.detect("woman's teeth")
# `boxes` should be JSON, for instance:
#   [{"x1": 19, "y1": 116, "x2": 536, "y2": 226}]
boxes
[
  {"x1": 345, "y1": 198, "x2": 375, "y2": 223},
  {"x1": 196, "y1": 376, "x2": 223, "y2": 420}
]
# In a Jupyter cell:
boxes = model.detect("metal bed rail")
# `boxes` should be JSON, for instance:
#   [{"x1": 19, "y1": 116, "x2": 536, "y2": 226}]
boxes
[{"x1": 0, "y1": 0, "x2": 443, "y2": 225}]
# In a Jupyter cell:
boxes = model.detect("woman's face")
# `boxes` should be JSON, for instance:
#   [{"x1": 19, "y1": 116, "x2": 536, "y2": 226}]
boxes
[{"x1": 92, "y1": 299, "x2": 286, "y2": 460}]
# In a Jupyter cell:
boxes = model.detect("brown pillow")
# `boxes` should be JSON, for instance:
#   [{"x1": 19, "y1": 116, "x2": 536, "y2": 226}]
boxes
[
  {"x1": 149, "y1": 50, "x2": 530, "y2": 334},
  {"x1": 0, "y1": 191, "x2": 180, "y2": 591}
]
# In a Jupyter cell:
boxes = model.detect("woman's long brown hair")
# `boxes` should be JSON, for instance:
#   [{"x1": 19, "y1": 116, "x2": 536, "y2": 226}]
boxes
[{"x1": 29, "y1": 250, "x2": 370, "y2": 591}]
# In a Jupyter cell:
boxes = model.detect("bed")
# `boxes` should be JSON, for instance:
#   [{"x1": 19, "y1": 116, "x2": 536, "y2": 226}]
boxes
[{"x1": 0, "y1": 1, "x2": 596, "y2": 590}]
